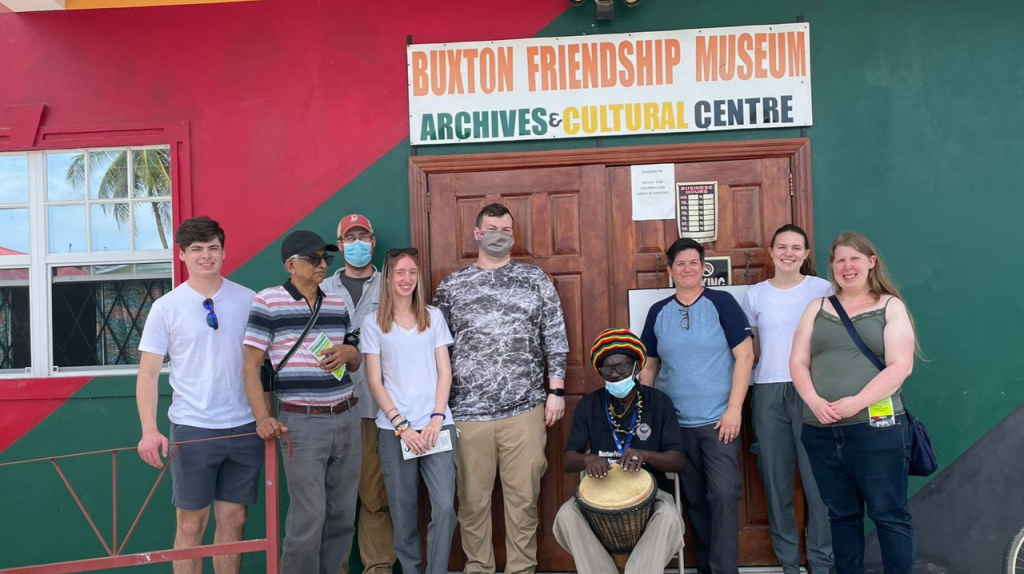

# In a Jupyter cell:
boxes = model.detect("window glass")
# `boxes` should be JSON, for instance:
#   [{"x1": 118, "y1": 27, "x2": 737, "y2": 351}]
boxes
[
  {"x1": 51, "y1": 265, "x2": 171, "y2": 368},
  {"x1": 0, "y1": 155, "x2": 29, "y2": 205},
  {"x1": 0, "y1": 270, "x2": 30, "y2": 371},
  {"x1": 46, "y1": 152, "x2": 86, "y2": 202},
  {"x1": 0, "y1": 208, "x2": 30, "y2": 255}
]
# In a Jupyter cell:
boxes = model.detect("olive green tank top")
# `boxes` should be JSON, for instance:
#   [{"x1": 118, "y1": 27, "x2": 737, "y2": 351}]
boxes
[{"x1": 804, "y1": 298, "x2": 904, "y2": 427}]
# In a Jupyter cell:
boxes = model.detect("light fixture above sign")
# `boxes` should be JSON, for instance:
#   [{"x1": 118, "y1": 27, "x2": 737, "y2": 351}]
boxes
[{"x1": 568, "y1": 0, "x2": 641, "y2": 21}]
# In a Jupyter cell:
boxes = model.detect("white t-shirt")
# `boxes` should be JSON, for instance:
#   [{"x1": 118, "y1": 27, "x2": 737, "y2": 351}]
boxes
[
  {"x1": 361, "y1": 306, "x2": 454, "y2": 430},
  {"x1": 139, "y1": 279, "x2": 256, "y2": 428},
  {"x1": 741, "y1": 275, "x2": 833, "y2": 384}
]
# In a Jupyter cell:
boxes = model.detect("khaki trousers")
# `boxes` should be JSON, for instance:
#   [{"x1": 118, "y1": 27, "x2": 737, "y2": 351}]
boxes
[
  {"x1": 553, "y1": 490, "x2": 684, "y2": 574},
  {"x1": 341, "y1": 418, "x2": 396, "y2": 574},
  {"x1": 455, "y1": 404, "x2": 548, "y2": 574}
]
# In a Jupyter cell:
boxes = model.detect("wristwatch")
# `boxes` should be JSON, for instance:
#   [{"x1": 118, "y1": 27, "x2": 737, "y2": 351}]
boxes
[{"x1": 548, "y1": 388, "x2": 565, "y2": 397}]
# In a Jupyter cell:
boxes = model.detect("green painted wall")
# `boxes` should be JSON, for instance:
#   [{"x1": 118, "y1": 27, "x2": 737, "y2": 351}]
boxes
[
  {"x1": 417, "y1": 0, "x2": 1024, "y2": 498},
  {"x1": 4, "y1": 1, "x2": 1024, "y2": 571}
]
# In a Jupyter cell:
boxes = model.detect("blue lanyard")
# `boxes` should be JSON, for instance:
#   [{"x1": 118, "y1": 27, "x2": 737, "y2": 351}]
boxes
[{"x1": 604, "y1": 392, "x2": 636, "y2": 456}]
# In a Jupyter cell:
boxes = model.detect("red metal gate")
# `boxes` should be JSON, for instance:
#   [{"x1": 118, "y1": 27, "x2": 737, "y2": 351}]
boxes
[{"x1": 0, "y1": 434, "x2": 281, "y2": 574}]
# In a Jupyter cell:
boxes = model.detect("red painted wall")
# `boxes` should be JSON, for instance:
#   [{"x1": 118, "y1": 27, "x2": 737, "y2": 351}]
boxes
[
  {"x1": 0, "y1": 0, "x2": 565, "y2": 276},
  {"x1": 0, "y1": 0, "x2": 566, "y2": 453}
]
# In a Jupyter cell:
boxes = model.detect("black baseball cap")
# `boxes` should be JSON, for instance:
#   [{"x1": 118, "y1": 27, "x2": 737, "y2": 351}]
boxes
[{"x1": 281, "y1": 230, "x2": 338, "y2": 263}]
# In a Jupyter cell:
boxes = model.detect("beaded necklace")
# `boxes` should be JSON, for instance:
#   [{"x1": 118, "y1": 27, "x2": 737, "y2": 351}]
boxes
[{"x1": 607, "y1": 389, "x2": 643, "y2": 437}]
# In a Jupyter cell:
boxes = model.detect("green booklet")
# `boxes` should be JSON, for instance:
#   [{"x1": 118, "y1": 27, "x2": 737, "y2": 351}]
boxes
[{"x1": 307, "y1": 332, "x2": 346, "y2": 380}]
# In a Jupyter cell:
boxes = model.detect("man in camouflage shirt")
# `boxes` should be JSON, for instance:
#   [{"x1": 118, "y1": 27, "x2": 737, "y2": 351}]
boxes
[{"x1": 433, "y1": 203, "x2": 569, "y2": 574}]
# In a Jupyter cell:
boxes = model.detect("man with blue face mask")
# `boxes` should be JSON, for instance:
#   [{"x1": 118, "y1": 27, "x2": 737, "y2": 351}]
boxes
[
  {"x1": 323, "y1": 213, "x2": 395, "y2": 574},
  {"x1": 553, "y1": 328, "x2": 686, "y2": 574}
]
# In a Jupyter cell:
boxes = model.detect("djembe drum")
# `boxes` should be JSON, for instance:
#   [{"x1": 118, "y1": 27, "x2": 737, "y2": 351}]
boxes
[{"x1": 576, "y1": 463, "x2": 657, "y2": 572}]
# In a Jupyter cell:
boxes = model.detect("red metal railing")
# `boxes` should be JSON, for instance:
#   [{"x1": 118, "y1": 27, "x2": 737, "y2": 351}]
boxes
[{"x1": 0, "y1": 434, "x2": 281, "y2": 574}]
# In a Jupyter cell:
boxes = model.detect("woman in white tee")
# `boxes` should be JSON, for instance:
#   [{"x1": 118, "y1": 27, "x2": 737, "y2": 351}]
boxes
[
  {"x1": 362, "y1": 248, "x2": 456, "y2": 574},
  {"x1": 741, "y1": 225, "x2": 834, "y2": 574}
]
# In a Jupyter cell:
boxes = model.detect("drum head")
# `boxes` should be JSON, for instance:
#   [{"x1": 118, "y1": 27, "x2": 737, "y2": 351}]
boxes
[{"x1": 578, "y1": 463, "x2": 654, "y2": 510}]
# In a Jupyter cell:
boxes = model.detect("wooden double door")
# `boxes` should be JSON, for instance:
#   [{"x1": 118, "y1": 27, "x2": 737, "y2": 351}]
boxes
[{"x1": 409, "y1": 140, "x2": 814, "y2": 572}]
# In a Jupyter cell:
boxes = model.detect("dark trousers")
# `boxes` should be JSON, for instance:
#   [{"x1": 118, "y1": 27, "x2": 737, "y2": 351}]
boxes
[
  {"x1": 679, "y1": 424, "x2": 742, "y2": 574},
  {"x1": 752, "y1": 383, "x2": 834, "y2": 574},
  {"x1": 801, "y1": 416, "x2": 914, "y2": 574}
]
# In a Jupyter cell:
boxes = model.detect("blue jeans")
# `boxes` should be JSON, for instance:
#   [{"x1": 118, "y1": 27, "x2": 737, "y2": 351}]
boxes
[{"x1": 801, "y1": 415, "x2": 914, "y2": 574}]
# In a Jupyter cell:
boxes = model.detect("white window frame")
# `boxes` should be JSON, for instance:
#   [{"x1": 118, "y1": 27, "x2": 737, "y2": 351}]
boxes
[{"x1": 0, "y1": 146, "x2": 175, "y2": 379}]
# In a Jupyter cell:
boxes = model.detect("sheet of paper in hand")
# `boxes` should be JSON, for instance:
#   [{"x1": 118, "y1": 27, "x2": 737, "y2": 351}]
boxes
[
  {"x1": 307, "y1": 332, "x2": 347, "y2": 380},
  {"x1": 402, "y1": 429, "x2": 453, "y2": 460}
]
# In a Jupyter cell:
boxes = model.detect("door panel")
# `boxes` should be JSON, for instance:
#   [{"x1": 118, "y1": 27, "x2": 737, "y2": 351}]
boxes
[
  {"x1": 421, "y1": 147, "x2": 810, "y2": 571},
  {"x1": 608, "y1": 156, "x2": 804, "y2": 567},
  {"x1": 426, "y1": 165, "x2": 610, "y2": 571}
]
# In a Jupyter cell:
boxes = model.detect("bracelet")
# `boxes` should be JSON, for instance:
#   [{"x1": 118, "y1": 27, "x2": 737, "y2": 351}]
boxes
[
  {"x1": 385, "y1": 407, "x2": 398, "y2": 416},
  {"x1": 389, "y1": 413, "x2": 403, "y2": 424},
  {"x1": 548, "y1": 388, "x2": 565, "y2": 397},
  {"x1": 430, "y1": 413, "x2": 445, "y2": 419},
  {"x1": 394, "y1": 421, "x2": 411, "y2": 436}
]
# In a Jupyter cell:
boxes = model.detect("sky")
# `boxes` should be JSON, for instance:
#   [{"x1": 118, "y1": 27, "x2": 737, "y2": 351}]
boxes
[{"x1": 0, "y1": 151, "x2": 170, "y2": 256}]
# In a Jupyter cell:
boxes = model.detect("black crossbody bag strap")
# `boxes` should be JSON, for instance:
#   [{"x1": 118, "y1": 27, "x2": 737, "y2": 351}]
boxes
[
  {"x1": 828, "y1": 295, "x2": 886, "y2": 372},
  {"x1": 829, "y1": 296, "x2": 936, "y2": 476},
  {"x1": 277, "y1": 292, "x2": 323, "y2": 375},
  {"x1": 263, "y1": 292, "x2": 324, "y2": 398}
]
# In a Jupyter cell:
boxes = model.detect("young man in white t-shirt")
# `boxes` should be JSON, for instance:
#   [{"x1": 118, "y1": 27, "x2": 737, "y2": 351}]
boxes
[{"x1": 135, "y1": 216, "x2": 260, "y2": 574}]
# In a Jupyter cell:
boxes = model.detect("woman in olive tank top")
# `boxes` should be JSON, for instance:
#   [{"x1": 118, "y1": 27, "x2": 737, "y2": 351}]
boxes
[{"x1": 790, "y1": 232, "x2": 919, "y2": 574}]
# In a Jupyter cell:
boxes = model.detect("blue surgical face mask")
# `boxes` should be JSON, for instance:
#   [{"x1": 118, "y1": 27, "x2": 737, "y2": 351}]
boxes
[
  {"x1": 605, "y1": 377, "x2": 635, "y2": 399},
  {"x1": 343, "y1": 240, "x2": 372, "y2": 268}
]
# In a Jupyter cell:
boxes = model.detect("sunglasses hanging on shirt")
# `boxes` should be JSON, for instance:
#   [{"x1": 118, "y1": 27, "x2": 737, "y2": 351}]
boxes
[{"x1": 203, "y1": 298, "x2": 219, "y2": 330}]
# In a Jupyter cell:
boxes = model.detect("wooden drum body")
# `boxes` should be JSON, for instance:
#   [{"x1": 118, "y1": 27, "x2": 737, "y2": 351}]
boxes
[{"x1": 575, "y1": 464, "x2": 657, "y2": 555}]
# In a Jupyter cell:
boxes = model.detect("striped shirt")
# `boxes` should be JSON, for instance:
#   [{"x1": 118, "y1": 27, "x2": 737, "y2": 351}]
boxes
[{"x1": 244, "y1": 280, "x2": 355, "y2": 405}]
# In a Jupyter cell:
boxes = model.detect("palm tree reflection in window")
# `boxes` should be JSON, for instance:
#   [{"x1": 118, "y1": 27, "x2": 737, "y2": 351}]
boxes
[{"x1": 65, "y1": 149, "x2": 172, "y2": 249}]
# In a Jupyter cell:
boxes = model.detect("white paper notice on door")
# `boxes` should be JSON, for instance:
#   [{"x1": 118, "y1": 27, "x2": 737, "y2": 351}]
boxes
[
  {"x1": 676, "y1": 181, "x2": 719, "y2": 243},
  {"x1": 630, "y1": 164, "x2": 676, "y2": 221}
]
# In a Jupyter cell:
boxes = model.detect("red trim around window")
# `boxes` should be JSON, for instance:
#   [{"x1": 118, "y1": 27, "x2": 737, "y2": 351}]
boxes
[{"x1": 0, "y1": 117, "x2": 192, "y2": 284}]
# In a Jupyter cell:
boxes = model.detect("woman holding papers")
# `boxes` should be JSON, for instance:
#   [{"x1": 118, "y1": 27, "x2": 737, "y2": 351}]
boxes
[
  {"x1": 741, "y1": 224, "x2": 834, "y2": 574},
  {"x1": 363, "y1": 247, "x2": 457, "y2": 574}
]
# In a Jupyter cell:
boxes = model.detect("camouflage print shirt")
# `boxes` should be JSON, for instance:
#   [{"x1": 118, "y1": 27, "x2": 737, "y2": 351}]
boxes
[{"x1": 433, "y1": 260, "x2": 569, "y2": 422}]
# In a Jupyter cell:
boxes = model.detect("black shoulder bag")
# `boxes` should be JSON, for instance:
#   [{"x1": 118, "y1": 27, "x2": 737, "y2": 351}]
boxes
[
  {"x1": 828, "y1": 295, "x2": 937, "y2": 477},
  {"x1": 259, "y1": 293, "x2": 323, "y2": 393}
]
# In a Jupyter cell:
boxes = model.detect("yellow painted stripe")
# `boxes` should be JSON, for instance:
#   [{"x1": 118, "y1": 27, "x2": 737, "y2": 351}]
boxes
[{"x1": 67, "y1": 0, "x2": 257, "y2": 9}]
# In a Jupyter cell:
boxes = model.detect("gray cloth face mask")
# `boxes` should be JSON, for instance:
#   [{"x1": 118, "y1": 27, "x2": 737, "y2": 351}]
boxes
[{"x1": 477, "y1": 230, "x2": 514, "y2": 258}]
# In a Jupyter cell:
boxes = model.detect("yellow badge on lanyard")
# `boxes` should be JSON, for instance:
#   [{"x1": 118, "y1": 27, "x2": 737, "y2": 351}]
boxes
[{"x1": 868, "y1": 397, "x2": 896, "y2": 428}]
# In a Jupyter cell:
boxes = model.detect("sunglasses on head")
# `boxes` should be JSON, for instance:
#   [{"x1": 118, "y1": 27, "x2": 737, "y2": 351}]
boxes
[
  {"x1": 202, "y1": 298, "x2": 218, "y2": 330},
  {"x1": 386, "y1": 247, "x2": 418, "y2": 258},
  {"x1": 289, "y1": 253, "x2": 334, "y2": 267}
]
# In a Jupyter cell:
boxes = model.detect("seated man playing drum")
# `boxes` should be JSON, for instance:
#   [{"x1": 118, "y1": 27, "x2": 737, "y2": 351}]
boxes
[{"x1": 554, "y1": 328, "x2": 686, "y2": 574}]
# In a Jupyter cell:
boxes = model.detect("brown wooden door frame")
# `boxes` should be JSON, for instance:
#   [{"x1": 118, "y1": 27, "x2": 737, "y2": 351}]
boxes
[
  {"x1": 407, "y1": 137, "x2": 814, "y2": 569},
  {"x1": 408, "y1": 138, "x2": 814, "y2": 281}
]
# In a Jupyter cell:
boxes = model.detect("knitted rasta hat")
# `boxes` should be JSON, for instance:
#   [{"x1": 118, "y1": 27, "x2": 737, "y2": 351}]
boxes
[{"x1": 590, "y1": 328, "x2": 647, "y2": 371}]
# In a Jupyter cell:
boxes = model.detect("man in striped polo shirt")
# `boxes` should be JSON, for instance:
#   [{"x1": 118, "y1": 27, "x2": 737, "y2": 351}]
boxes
[{"x1": 242, "y1": 230, "x2": 363, "y2": 574}]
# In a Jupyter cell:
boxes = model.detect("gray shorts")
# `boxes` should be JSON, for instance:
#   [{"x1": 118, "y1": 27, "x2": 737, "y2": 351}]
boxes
[{"x1": 169, "y1": 421, "x2": 264, "y2": 510}]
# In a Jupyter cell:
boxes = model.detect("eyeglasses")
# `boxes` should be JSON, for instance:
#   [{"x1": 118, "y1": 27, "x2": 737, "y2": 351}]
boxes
[
  {"x1": 339, "y1": 234, "x2": 373, "y2": 244},
  {"x1": 677, "y1": 306, "x2": 690, "y2": 330},
  {"x1": 598, "y1": 362, "x2": 636, "y2": 379},
  {"x1": 289, "y1": 253, "x2": 334, "y2": 266},
  {"x1": 386, "y1": 247, "x2": 418, "y2": 258},
  {"x1": 203, "y1": 298, "x2": 219, "y2": 330}
]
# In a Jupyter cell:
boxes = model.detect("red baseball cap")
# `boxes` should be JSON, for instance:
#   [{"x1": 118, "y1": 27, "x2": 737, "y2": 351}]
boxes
[{"x1": 339, "y1": 214, "x2": 373, "y2": 237}]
